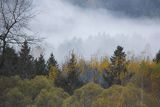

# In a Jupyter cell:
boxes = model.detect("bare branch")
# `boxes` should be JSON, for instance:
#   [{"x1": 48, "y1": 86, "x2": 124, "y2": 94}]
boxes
[{"x1": 0, "y1": 0, "x2": 36, "y2": 67}]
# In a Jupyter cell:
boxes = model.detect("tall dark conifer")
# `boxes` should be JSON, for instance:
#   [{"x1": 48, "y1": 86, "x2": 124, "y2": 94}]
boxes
[
  {"x1": 104, "y1": 46, "x2": 127, "y2": 86},
  {"x1": 46, "y1": 53, "x2": 59, "y2": 76},
  {"x1": 35, "y1": 54, "x2": 46, "y2": 75},
  {"x1": 110, "y1": 46, "x2": 127, "y2": 77},
  {"x1": 19, "y1": 40, "x2": 34, "y2": 79},
  {"x1": 47, "y1": 53, "x2": 58, "y2": 71}
]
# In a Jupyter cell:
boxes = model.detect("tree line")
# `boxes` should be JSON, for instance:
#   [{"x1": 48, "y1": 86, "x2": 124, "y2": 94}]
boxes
[
  {"x1": 0, "y1": 42, "x2": 160, "y2": 107},
  {"x1": 1, "y1": 40, "x2": 160, "y2": 95},
  {"x1": 0, "y1": 40, "x2": 57, "y2": 78},
  {"x1": 1, "y1": 0, "x2": 160, "y2": 107}
]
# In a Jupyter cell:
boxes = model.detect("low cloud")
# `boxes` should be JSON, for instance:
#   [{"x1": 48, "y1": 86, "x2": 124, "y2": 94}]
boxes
[
  {"x1": 52, "y1": 34, "x2": 155, "y2": 62},
  {"x1": 31, "y1": 0, "x2": 160, "y2": 62},
  {"x1": 67, "y1": 0, "x2": 160, "y2": 18}
]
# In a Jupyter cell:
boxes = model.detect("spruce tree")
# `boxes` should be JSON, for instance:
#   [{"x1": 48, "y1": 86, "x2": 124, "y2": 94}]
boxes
[
  {"x1": 35, "y1": 54, "x2": 46, "y2": 75},
  {"x1": 47, "y1": 53, "x2": 58, "y2": 72},
  {"x1": 110, "y1": 46, "x2": 127, "y2": 77},
  {"x1": 19, "y1": 40, "x2": 34, "y2": 79},
  {"x1": 104, "y1": 46, "x2": 127, "y2": 86}
]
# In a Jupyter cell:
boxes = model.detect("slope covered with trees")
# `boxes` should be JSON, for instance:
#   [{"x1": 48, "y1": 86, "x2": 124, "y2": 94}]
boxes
[
  {"x1": 0, "y1": 0, "x2": 160, "y2": 107},
  {"x1": 0, "y1": 43, "x2": 160, "y2": 107}
]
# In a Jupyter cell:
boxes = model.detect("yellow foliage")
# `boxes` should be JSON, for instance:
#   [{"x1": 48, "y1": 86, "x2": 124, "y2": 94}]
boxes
[
  {"x1": 77, "y1": 58, "x2": 86, "y2": 73},
  {"x1": 62, "y1": 52, "x2": 79, "y2": 74},
  {"x1": 127, "y1": 61, "x2": 140, "y2": 74},
  {"x1": 89, "y1": 57, "x2": 100, "y2": 70},
  {"x1": 62, "y1": 64, "x2": 69, "y2": 73},
  {"x1": 99, "y1": 57, "x2": 110, "y2": 72},
  {"x1": 89, "y1": 56, "x2": 110, "y2": 73},
  {"x1": 49, "y1": 66, "x2": 59, "y2": 81}
]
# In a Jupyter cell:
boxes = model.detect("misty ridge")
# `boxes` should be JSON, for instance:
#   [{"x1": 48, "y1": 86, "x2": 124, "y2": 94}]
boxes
[
  {"x1": 1, "y1": 0, "x2": 160, "y2": 107},
  {"x1": 36, "y1": 34, "x2": 157, "y2": 63}
]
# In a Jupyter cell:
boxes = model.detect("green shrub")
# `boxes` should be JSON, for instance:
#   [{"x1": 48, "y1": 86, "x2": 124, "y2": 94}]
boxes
[
  {"x1": 63, "y1": 83, "x2": 103, "y2": 107},
  {"x1": 92, "y1": 84, "x2": 157, "y2": 107},
  {"x1": 5, "y1": 87, "x2": 32, "y2": 107},
  {"x1": 34, "y1": 88, "x2": 69, "y2": 107}
]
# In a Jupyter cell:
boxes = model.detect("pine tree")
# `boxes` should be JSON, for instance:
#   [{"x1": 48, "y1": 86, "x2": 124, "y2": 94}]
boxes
[
  {"x1": 35, "y1": 54, "x2": 46, "y2": 75},
  {"x1": 19, "y1": 40, "x2": 34, "y2": 79},
  {"x1": 154, "y1": 50, "x2": 160, "y2": 63}
]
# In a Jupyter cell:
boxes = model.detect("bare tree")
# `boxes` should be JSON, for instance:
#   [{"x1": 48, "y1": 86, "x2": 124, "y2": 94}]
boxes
[{"x1": 0, "y1": 0, "x2": 34, "y2": 67}]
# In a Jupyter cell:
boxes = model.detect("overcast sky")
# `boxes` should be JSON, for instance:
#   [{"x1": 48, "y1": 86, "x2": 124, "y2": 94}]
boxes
[{"x1": 30, "y1": 0, "x2": 160, "y2": 62}]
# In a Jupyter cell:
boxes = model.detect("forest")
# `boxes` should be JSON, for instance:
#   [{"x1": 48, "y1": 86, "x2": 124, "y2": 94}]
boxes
[
  {"x1": 0, "y1": 0, "x2": 160, "y2": 107},
  {"x1": 0, "y1": 41, "x2": 160, "y2": 107}
]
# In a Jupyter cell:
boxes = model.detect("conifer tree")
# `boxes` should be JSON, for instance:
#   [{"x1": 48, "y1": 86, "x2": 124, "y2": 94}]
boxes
[
  {"x1": 110, "y1": 46, "x2": 127, "y2": 77},
  {"x1": 104, "y1": 46, "x2": 128, "y2": 86},
  {"x1": 19, "y1": 40, "x2": 34, "y2": 79},
  {"x1": 65, "y1": 52, "x2": 82, "y2": 94},
  {"x1": 55, "y1": 52, "x2": 82, "y2": 94},
  {"x1": 47, "y1": 53, "x2": 60, "y2": 81},
  {"x1": 47, "y1": 53, "x2": 58, "y2": 72},
  {"x1": 0, "y1": 46, "x2": 19, "y2": 76},
  {"x1": 35, "y1": 54, "x2": 46, "y2": 75},
  {"x1": 154, "y1": 50, "x2": 160, "y2": 63}
]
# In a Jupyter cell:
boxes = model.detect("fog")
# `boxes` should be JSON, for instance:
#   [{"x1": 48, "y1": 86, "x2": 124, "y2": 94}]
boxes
[{"x1": 31, "y1": 0, "x2": 160, "y2": 62}]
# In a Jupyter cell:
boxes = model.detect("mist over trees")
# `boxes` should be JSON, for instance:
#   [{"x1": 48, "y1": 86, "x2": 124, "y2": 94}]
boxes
[
  {"x1": 0, "y1": 42, "x2": 160, "y2": 107},
  {"x1": 0, "y1": 0, "x2": 160, "y2": 107}
]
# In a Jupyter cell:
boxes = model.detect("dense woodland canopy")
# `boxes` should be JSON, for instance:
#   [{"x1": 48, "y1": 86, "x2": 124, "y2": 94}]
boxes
[
  {"x1": 0, "y1": 40, "x2": 160, "y2": 107},
  {"x1": 0, "y1": 0, "x2": 160, "y2": 107}
]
